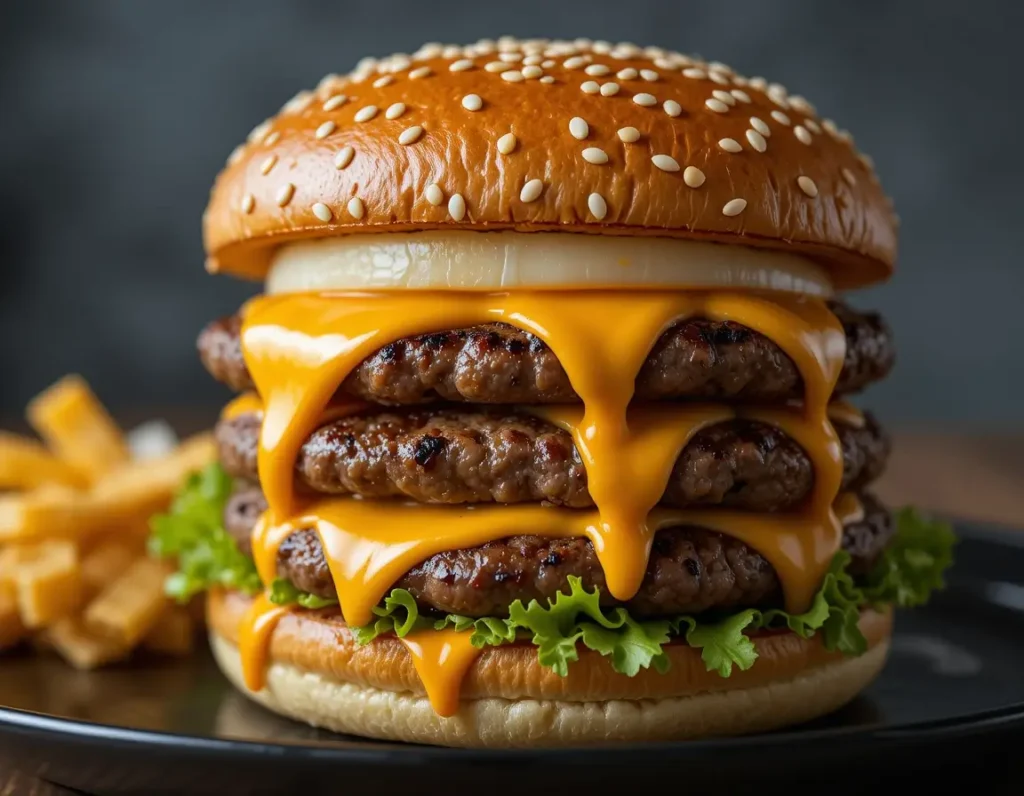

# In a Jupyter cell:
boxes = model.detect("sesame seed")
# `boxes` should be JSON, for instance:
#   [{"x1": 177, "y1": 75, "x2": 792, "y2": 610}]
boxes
[
  {"x1": 651, "y1": 154, "x2": 680, "y2": 172},
  {"x1": 569, "y1": 117, "x2": 589, "y2": 139},
  {"x1": 425, "y1": 183, "x2": 444, "y2": 206},
  {"x1": 312, "y1": 202, "x2": 333, "y2": 222},
  {"x1": 730, "y1": 89, "x2": 751, "y2": 104},
  {"x1": 275, "y1": 183, "x2": 295, "y2": 207},
  {"x1": 323, "y1": 95, "x2": 348, "y2": 112},
  {"x1": 227, "y1": 145, "x2": 245, "y2": 165},
  {"x1": 462, "y1": 94, "x2": 483, "y2": 111},
  {"x1": 315, "y1": 121, "x2": 336, "y2": 139},
  {"x1": 682, "y1": 67, "x2": 707, "y2": 79},
  {"x1": 409, "y1": 66, "x2": 432, "y2": 79},
  {"x1": 501, "y1": 70, "x2": 524, "y2": 83},
  {"x1": 385, "y1": 102, "x2": 407, "y2": 120},
  {"x1": 748, "y1": 77, "x2": 767, "y2": 90},
  {"x1": 442, "y1": 46, "x2": 461, "y2": 58},
  {"x1": 804, "y1": 119, "x2": 822, "y2": 134},
  {"x1": 722, "y1": 198, "x2": 747, "y2": 217},
  {"x1": 334, "y1": 146, "x2": 355, "y2": 169},
  {"x1": 373, "y1": 75, "x2": 394, "y2": 88},
  {"x1": 499, "y1": 52, "x2": 523, "y2": 63},
  {"x1": 587, "y1": 192, "x2": 608, "y2": 220},
  {"x1": 581, "y1": 81, "x2": 600, "y2": 94},
  {"x1": 705, "y1": 98, "x2": 729, "y2": 113},
  {"x1": 264, "y1": 132, "x2": 281, "y2": 147},
  {"x1": 712, "y1": 89, "x2": 736, "y2": 106},
  {"x1": 522, "y1": 65, "x2": 543, "y2": 79},
  {"x1": 347, "y1": 197, "x2": 365, "y2": 219},
  {"x1": 718, "y1": 138, "x2": 742, "y2": 153},
  {"x1": 398, "y1": 126, "x2": 424, "y2": 145},
  {"x1": 633, "y1": 92, "x2": 657, "y2": 106},
  {"x1": 797, "y1": 176, "x2": 818, "y2": 197},
  {"x1": 683, "y1": 166, "x2": 705, "y2": 188},
  {"x1": 354, "y1": 106, "x2": 379, "y2": 123},
  {"x1": 585, "y1": 64, "x2": 610, "y2": 76},
  {"x1": 449, "y1": 59, "x2": 474, "y2": 72},
  {"x1": 616, "y1": 67, "x2": 638, "y2": 80},
  {"x1": 520, "y1": 179, "x2": 544, "y2": 203},
  {"x1": 485, "y1": 61, "x2": 509, "y2": 73},
  {"x1": 540, "y1": 76, "x2": 555, "y2": 84},
  {"x1": 771, "y1": 110, "x2": 791, "y2": 126},
  {"x1": 708, "y1": 71, "x2": 730, "y2": 85},
  {"x1": 582, "y1": 147, "x2": 609, "y2": 164},
  {"x1": 794, "y1": 125, "x2": 812, "y2": 144},
  {"x1": 745, "y1": 129, "x2": 767, "y2": 152},
  {"x1": 600, "y1": 82, "x2": 620, "y2": 96},
  {"x1": 564, "y1": 56, "x2": 587, "y2": 69},
  {"x1": 241, "y1": 193, "x2": 255, "y2": 214},
  {"x1": 617, "y1": 126, "x2": 640, "y2": 143},
  {"x1": 541, "y1": 59, "x2": 555, "y2": 68},
  {"x1": 523, "y1": 55, "x2": 543, "y2": 66},
  {"x1": 842, "y1": 167, "x2": 857, "y2": 186},
  {"x1": 497, "y1": 132, "x2": 517, "y2": 155},
  {"x1": 260, "y1": 154, "x2": 278, "y2": 175},
  {"x1": 750, "y1": 117, "x2": 771, "y2": 137},
  {"x1": 448, "y1": 193, "x2": 466, "y2": 221},
  {"x1": 663, "y1": 100, "x2": 682, "y2": 117},
  {"x1": 640, "y1": 69, "x2": 659, "y2": 82}
]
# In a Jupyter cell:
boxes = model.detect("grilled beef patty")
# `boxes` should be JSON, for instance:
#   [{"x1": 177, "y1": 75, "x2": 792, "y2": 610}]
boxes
[
  {"x1": 224, "y1": 487, "x2": 892, "y2": 619},
  {"x1": 215, "y1": 409, "x2": 889, "y2": 511},
  {"x1": 198, "y1": 300, "x2": 893, "y2": 405}
]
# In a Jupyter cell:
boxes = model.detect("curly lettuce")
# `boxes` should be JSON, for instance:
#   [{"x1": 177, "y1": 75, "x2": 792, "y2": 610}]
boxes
[
  {"x1": 148, "y1": 463, "x2": 261, "y2": 600},
  {"x1": 149, "y1": 465, "x2": 955, "y2": 680}
]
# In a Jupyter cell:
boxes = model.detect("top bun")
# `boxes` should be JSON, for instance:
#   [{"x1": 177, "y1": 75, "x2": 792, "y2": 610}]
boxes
[{"x1": 204, "y1": 37, "x2": 897, "y2": 289}]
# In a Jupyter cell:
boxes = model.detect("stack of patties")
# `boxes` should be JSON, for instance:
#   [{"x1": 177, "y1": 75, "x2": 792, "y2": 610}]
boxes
[{"x1": 153, "y1": 36, "x2": 953, "y2": 748}]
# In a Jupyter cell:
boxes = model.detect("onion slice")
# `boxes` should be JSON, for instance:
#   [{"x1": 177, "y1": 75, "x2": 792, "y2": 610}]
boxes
[{"x1": 266, "y1": 232, "x2": 833, "y2": 296}]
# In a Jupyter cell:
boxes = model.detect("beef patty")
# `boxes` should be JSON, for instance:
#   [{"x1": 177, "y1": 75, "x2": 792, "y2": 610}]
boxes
[
  {"x1": 224, "y1": 487, "x2": 892, "y2": 619},
  {"x1": 198, "y1": 300, "x2": 893, "y2": 405},
  {"x1": 215, "y1": 409, "x2": 889, "y2": 512}
]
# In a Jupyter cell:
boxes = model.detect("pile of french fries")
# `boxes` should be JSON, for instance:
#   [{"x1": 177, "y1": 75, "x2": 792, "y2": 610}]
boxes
[{"x1": 0, "y1": 375, "x2": 214, "y2": 669}]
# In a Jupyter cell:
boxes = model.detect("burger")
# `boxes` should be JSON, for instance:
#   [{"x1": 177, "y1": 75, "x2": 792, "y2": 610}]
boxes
[{"x1": 150, "y1": 37, "x2": 954, "y2": 748}]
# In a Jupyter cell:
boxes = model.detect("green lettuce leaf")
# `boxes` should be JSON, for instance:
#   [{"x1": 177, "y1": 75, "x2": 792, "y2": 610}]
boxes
[
  {"x1": 147, "y1": 463, "x2": 261, "y2": 600},
  {"x1": 268, "y1": 578, "x2": 338, "y2": 610},
  {"x1": 864, "y1": 507, "x2": 956, "y2": 607}
]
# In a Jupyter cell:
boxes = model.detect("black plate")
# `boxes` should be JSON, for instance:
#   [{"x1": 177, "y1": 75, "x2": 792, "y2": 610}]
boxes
[{"x1": 1, "y1": 522, "x2": 1023, "y2": 795}]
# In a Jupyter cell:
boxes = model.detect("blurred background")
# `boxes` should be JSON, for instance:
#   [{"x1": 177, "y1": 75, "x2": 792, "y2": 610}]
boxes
[{"x1": 0, "y1": 0, "x2": 1019, "y2": 430}]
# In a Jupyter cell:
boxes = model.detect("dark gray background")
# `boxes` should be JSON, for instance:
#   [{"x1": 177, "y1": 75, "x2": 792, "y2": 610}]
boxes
[{"x1": 1, "y1": 1, "x2": 1018, "y2": 428}]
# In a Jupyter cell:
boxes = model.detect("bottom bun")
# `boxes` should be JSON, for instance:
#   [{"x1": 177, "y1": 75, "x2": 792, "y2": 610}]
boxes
[{"x1": 208, "y1": 589, "x2": 892, "y2": 748}]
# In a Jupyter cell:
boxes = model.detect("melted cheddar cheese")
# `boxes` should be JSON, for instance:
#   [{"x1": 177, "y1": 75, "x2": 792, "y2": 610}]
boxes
[{"x1": 235, "y1": 290, "x2": 847, "y2": 715}]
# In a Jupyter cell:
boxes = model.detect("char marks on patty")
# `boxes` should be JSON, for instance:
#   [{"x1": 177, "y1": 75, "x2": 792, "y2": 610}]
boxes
[
  {"x1": 198, "y1": 300, "x2": 894, "y2": 406},
  {"x1": 215, "y1": 409, "x2": 889, "y2": 512}
]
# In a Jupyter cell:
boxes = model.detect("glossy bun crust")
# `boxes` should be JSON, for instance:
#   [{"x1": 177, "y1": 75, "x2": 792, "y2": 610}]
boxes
[
  {"x1": 208, "y1": 589, "x2": 892, "y2": 747},
  {"x1": 204, "y1": 39, "x2": 897, "y2": 289}
]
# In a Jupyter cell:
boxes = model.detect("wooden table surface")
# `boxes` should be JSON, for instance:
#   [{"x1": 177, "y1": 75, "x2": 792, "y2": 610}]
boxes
[{"x1": 2, "y1": 431, "x2": 1022, "y2": 794}]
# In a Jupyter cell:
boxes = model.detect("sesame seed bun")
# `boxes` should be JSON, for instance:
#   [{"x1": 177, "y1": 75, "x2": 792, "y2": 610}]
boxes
[
  {"x1": 203, "y1": 38, "x2": 897, "y2": 290},
  {"x1": 207, "y1": 588, "x2": 893, "y2": 748}
]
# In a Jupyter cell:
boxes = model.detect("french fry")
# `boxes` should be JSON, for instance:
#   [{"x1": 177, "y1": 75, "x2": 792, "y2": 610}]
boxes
[
  {"x1": 0, "y1": 580, "x2": 26, "y2": 650},
  {"x1": 0, "y1": 540, "x2": 82, "y2": 628},
  {"x1": 80, "y1": 542, "x2": 138, "y2": 601},
  {"x1": 143, "y1": 606, "x2": 195, "y2": 656},
  {"x1": 0, "y1": 433, "x2": 214, "y2": 544},
  {"x1": 43, "y1": 617, "x2": 129, "y2": 670},
  {"x1": 0, "y1": 431, "x2": 88, "y2": 490},
  {"x1": 26, "y1": 374, "x2": 129, "y2": 482},
  {"x1": 84, "y1": 557, "x2": 172, "y2": 647}
]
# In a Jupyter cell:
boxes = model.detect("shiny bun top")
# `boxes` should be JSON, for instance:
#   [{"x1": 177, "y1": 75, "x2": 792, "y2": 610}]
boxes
[{"x1": 204, "y1": 37, "x2": 897, "y2": 288}]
